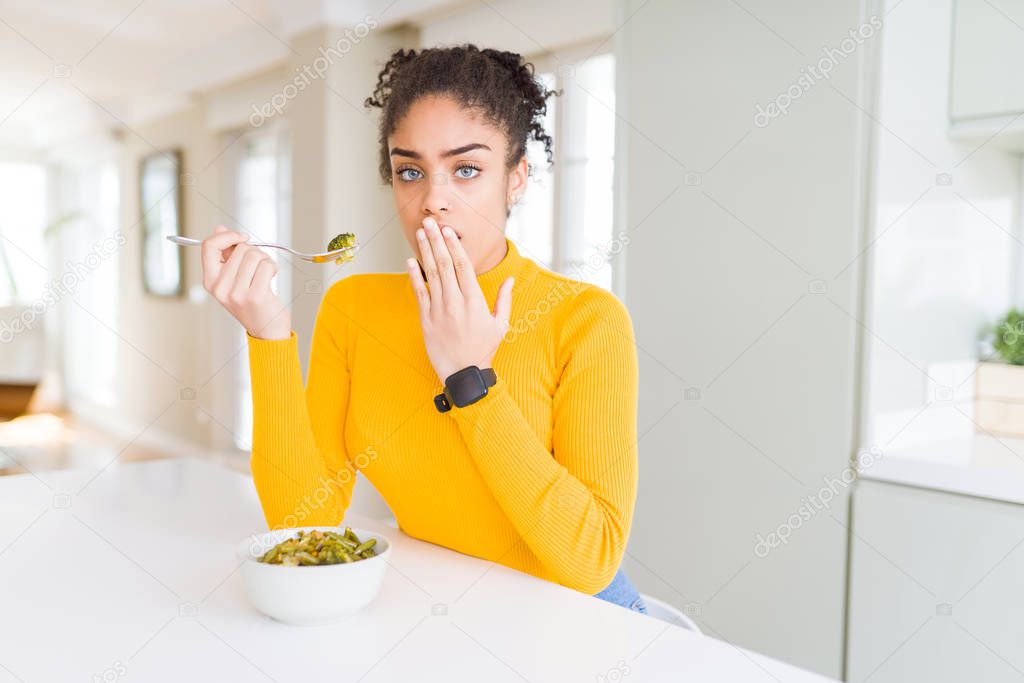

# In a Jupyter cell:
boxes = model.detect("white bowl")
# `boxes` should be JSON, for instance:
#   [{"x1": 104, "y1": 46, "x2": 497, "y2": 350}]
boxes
[{"x1": 236, "y1": 526, "x2": 391, "y2": 626}]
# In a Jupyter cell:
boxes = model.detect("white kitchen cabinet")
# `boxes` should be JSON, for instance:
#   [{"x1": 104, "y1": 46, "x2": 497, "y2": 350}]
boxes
[
  {"x1": 847, "y1": 479, "x2": 1024, "y2": 682},
  {"x1": 951, "y1": 0, "x2": 1024, "y2": 120}
]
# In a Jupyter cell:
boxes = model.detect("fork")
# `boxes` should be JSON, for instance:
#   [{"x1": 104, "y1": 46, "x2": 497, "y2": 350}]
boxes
[{"x1": 165, "y1": 235, "x2": 358, "y2": 264}]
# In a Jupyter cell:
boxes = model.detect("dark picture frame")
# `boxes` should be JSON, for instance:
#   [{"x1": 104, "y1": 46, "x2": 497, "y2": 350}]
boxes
[{"x1": 140, "y1": 149, "x2": 184, "y2": 297}]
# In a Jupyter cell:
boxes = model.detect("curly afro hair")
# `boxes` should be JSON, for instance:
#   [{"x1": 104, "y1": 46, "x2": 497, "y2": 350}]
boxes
[{"x1": 363, "y1": 44, "x2": 561, "y2": 187}]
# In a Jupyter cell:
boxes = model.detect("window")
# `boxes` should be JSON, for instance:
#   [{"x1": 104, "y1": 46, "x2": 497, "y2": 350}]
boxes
[
  {"x1": 506, "y1": 71, "x2": 557, "y2": 268},
  {"x1": 0, "y1": 163, "x2": 48, "y2": 306},
  {"x1": 506, "y1": 47, "x2": 619, "y2": 292},
  {"x1": 232, "y1": 126, "x2": 292, "y2": 450},
  {"x1": 60, "y1": 161, "x2": 120, "y2": 408}
]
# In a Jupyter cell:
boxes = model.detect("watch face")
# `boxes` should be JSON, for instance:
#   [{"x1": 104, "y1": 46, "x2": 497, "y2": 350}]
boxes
[{"x1": 447, "y1": 366, "x2": 488, "y2": 407}]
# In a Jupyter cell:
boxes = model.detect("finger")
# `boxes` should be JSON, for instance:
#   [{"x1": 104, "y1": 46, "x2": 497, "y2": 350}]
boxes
[
  {"x1": 230, "y1": 250, "x2": 268, "y2": 303},
  {"x1": 494, "y1": 276, "x2": 514, "y2": 328},
  {"x1": 424, "y1": 217, "x2": 461, "y2": 305},
  {"x1": 205, "y1": 228, "x2": 248, "y2": 258},
  {"x1": 201, "y1": 227, "x2": 248, "y2": 288},
  {"x1": 441, "y1": 225, "x2": 481, "y2": 301},
  {"x1": 406, "y1": 256, "x2": 430, "y2": 323},
  {"x1": 415, "y1": 226, "x2": 441, "y2": 316},
  {"x1": 213, "y1": 242, "x2": 253, "y2": 299},
  {"x1": 250, "y1": 257, "x2": 278, "y2": 296}
]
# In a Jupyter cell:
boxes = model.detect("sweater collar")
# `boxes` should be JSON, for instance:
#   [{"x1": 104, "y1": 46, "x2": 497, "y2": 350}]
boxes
[{"x1": 476, "y1": 236, "x2": 529, "y2": 300}]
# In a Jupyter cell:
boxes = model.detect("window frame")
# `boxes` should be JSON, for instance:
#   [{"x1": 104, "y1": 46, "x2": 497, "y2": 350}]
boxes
[{"x1": 523, "y1": 37, "x2": 622, "y2": 295}]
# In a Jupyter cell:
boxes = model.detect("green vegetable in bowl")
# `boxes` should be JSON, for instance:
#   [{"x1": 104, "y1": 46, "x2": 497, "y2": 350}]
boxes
[
  {"x1": 325, "y1": 232, "x2": 357, "y2": 264},
  {"x1": 258, "y1": 528, "x2": 377, "y2": 566}
]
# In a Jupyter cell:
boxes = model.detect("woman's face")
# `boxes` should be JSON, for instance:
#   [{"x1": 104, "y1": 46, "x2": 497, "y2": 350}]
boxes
[{"x1": 388, "y1": 95, "x2": 528, "y2": 273}]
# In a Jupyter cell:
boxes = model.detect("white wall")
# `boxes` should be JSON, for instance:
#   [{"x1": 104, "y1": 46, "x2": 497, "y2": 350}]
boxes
[{"x1": 617, "y1": 0, "x2": 875, "y2": 676}]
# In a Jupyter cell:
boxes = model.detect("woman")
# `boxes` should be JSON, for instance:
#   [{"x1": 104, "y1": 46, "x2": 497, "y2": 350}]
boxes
[{"x1": 200, "y1": 45, "x2": 644, "y2": 613}]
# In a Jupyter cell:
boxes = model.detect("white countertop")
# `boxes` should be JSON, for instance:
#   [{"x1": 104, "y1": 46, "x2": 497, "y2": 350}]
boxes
[
  {"x1": 0, "y1": 457, "x2": 835, "y2": 682},
  {"x1": 858, "y1": 433, "x2": 1024, "y2": 504}
]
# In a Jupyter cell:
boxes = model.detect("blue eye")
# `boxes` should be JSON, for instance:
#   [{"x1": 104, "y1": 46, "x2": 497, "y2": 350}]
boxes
[{"x1": 396, "y1": 165, "x2": 480, "y2": 182}]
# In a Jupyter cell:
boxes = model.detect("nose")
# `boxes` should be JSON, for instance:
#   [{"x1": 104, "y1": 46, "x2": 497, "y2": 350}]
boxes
[{"x1": 422, "y1": 172, "x2": 452, "y2": 220}]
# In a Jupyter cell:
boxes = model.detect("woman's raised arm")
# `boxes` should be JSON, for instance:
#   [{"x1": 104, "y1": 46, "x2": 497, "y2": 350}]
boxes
[{"x1": 200, "y1": 226, "x2": 356, "y2": 529}]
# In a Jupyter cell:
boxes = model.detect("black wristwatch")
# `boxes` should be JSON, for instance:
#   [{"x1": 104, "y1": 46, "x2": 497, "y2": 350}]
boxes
[{"x1": 434, "y1": 365, "x2": 497, "y2": 412}]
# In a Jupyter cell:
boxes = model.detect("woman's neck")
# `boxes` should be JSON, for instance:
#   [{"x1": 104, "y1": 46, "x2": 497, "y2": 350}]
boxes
[{"x1": 475, "y1": 238, "x2": 510, "y2": 275}]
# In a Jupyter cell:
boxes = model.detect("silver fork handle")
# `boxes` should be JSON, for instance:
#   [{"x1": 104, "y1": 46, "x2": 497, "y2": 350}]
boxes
[
  {"x1": 166, "y1": 236, "x2": 203, "y2": 246},
  {"x1": 166, "y1": 234, "x2": 303, "y2": 257}
]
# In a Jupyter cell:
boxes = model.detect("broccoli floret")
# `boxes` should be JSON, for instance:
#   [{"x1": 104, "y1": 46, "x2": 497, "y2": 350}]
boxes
[{"x1": 326, "y1": 232, "x2": 356, "y2": 264}]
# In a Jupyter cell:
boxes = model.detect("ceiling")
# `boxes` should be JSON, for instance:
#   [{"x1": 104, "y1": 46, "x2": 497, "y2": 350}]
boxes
[{"x1": 0, "y1": 0, "x2": 469, "y2": 154}]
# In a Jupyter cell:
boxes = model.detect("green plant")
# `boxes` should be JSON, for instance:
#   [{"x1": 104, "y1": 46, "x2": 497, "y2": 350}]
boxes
[
  {"x1": 992, "y1": 309, "x2": 1024, "y2": 365},
  {"x1": 42, "y1": 212, "x2": 84, "y2": 241}
]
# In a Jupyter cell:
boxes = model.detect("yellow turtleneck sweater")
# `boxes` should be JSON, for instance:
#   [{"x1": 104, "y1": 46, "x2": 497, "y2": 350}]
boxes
[{"x1": 246, "y1": 237, "x2": 639, "y2": 594}]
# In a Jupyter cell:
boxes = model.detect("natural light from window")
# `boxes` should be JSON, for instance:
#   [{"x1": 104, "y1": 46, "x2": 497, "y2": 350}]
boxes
[
  {"x1": 0, "y1": 163, "x2": 48, "y2": 306},
  {"x1": 505, "y1": 51, "x2": 618, "y2": 292}
]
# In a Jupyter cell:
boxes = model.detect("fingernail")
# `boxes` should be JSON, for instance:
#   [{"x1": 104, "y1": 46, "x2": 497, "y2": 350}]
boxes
[
  {"x1": 424, "y1": 217, "x2": 436, "y2": 228},
  {"x1": 442, "y1": 226, "x2": 455, "y2": 238},
  {"x1": 406, "y1": 257, "x2": 416, "y2": 269},
  {"x1": 416, "y1": 228, "x2": 425, "y2": 240}
]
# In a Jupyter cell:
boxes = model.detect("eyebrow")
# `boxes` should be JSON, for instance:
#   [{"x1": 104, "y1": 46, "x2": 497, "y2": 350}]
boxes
[{"x1": 389, "y1": 143, "x2": 492, "y2": 159}]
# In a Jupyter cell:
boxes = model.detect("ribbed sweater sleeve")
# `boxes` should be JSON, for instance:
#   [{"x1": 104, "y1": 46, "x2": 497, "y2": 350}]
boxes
[
  {"x1": 246, "y1": 280, "x2": 355, "y2": 529},
  {"x1": 448, "y1": 285, "x2": 640, "y2": 594}
]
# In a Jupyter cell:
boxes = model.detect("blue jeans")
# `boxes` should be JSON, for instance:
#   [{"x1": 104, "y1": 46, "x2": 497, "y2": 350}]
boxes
[{"x1": 594, "y1": 568, "x2": 648, "y2": 614}]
